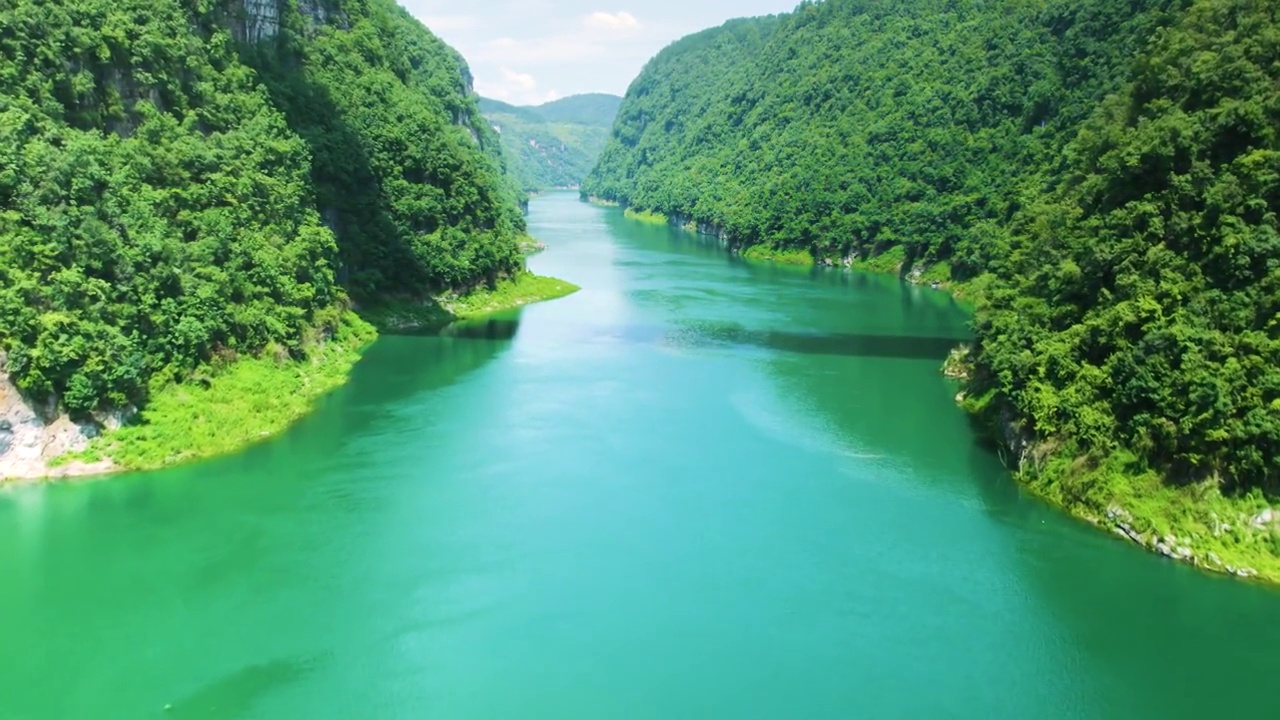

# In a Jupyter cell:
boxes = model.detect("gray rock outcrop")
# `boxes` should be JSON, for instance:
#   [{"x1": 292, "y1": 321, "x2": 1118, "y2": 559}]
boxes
[{"x1": 0, "y1": 353, "x2": 120, "y2": 481}]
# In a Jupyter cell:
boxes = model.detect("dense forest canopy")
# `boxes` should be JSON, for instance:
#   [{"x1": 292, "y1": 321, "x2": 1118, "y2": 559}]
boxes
[
  {"x1": 587, "y1": 0, "x2": 1280, "y2": 496},
  {"x1": 586, "y1": 0, "x2": 1181, "y2": 275},
  {"x1": 479, "y1": 94, "x2": 621, "y2": 192},
  {"x1": 0, "y1": 0, "x2": 524, "y2": 415},
  {"x1": 531, "y1": 94, "x2": 624, "y2": 128},
  {"x1": 971, "y1": 0, "x2": 1280, "y2": 493}
]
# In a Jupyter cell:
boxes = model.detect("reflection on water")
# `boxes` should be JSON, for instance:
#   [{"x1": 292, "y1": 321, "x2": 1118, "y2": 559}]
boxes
[
  {"x1": 165, "y1": 658, "x2": 314, "y2": 720},
  {"x1": 2, "y1": 192, "x2": 1278, "y2": 719},
  {"x1": 439, "y1": 317, "x2": 964, "y2": 362},
  {"x1": 667, "y1": 323, "x2": 965, "y2": 360},
  {"x1": 437, "y1": 317, "x2": 522, "y2": 341}
]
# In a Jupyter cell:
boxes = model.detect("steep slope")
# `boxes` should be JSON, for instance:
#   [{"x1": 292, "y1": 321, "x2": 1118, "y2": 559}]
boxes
[
  {"x1": 480, "y1": 94, "x2": 621, "y2": 192},
  {"x1": 967, "y1": 0, "x2": 1280, "y2": 548},
  {"x1": 242, "y1": 0, "x2": 525, "y2": 296},
  {"x1": 586, "y1": 0, "x2": 1178, "y2": 276},
  {"x1": 587, "y1": 0, "x2": 1280, "y2": 577},
  {"x1": 0, "y1": 0, "x2": 531, "y2": 473}
]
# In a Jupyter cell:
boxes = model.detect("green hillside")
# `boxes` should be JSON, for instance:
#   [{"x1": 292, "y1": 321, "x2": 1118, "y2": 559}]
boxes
[
  {"x1": 586, "y1": 0, "x2": 1280, "y2": 575},
  {"x1": 0, "y1": 0, "x2": 526, "y2": 421},
  {"x1": 480, "y1": 94, "x2": 621, "y2": 192}
]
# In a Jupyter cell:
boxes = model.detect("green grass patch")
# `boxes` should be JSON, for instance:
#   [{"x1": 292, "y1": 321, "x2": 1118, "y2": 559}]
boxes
[
  {"x1": 443, "y1": 273, "x2": 580, "y2": 318},
  {"x1": 1003, "y1": 441, "x2": 1280, "y2": 583},
  {"x1": 623, "y1": 208, "x2": 670, "y2": 225},
  {"x1": 77, "y1": 311, "x2": 377, "y2": 471},
  {"x1": 842, "y1": 248, "x2": 978, "y2": 300},
  {"x1": 60, "y1": 274, "x2": 578, "y2": 474},
  {"x1": 919, "y1": 261, "x2": 952, "y2": 284},
  {"x1": 358, "y1": 272, "x2": 579, "y2": 332},
  {"x1": 741, "y1": 244, "x2": 815, "y2": 265},
  {"x1": 847, "y1": 245, "x2": 907, "y2": 274},
  {"x1": 355, "y1": 297, "x2": 454, "y2": 332}
]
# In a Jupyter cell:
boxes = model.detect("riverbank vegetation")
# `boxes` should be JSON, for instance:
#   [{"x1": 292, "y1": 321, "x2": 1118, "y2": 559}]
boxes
[
  {"x1": 590, "y1": 0, "x2": 1280, "y2": 578},
  {"x1": 48, "y1": 273, "x2": 575, "y2": 475},
  {"x1": 741, "y1": 245, "x2": 815, "y2": 266},
  {"x1": 64, "y1": 312, "x2": 376, "y2": 471},
  {"x1": 0, "y1": 0, "x2": 560, "y2": 475},
  {"x1": 623, "y1": 208, "x2": 670, "y2": 225},
  {"x1": 358, "y1": 273, "x2": 580, "y2": 332}
]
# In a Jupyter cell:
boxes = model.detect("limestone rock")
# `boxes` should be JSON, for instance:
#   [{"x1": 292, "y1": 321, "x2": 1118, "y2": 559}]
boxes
[
  {"x1": 239, "y1": 0, "x2": 280, "y2": 42},
  {"x1": 0, "y1": 353, "x2": 116, "y2": 481}
]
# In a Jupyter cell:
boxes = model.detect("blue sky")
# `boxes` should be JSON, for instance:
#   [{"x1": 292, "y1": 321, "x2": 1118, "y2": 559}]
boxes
[{"x1": 400, "y1": 1, "x2": 802, "y2": 105}]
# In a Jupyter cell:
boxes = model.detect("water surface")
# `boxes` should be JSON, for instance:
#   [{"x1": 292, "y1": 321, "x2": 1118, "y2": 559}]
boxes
[{"x1": 1, "y1": 192, "x2": 1276, "y2": 719}]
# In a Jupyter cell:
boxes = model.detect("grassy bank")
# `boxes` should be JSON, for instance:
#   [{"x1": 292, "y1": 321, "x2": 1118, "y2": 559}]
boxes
[
  {"x1": 960, "y1": 374, "x2": 1280, "y2": 584},
  {"x1": 446, "y1": 273, "x2": 579, "y2": 317},
  {"x1": 841, "y1": 245, "x2": 962, "y2": 294},
  {"x1": 743, "y1": 242, "x2": 1279, "y2": 584},
  {"x1": 1022, "y1": 452, "x2": 1280, "y2": 583},
  {"x1": 741, "y1": 244, "x2": 815, "y2": 266},
  {"x1": 623, "y1": 208, "x2": 670, "y2": 225},
  {"x1": 358, "y1": 272, "x2": 580, "y2": 332},
  {"x1": 65, "y1": 311, "x2": 377, "y2": 472},
  {"x1": 51, "y1": 272, "x2": 578, "y2": 477}
]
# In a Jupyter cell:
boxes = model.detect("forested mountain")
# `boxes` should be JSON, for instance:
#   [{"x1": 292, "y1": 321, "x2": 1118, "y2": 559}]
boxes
[
  {"x1": 0, "y1": 0, "x2": 524, "y2": 416},
  {"x1": 970, "y1": 0, "x2": 1280, "y2": 497},
  {"x1": 588, "y1": 0, "x2": 1280, "y2": 566},
  {"x1": 480, "y1": 94, "x2": 621, "y2": 192},
  {"x1": 587, "y1": 0, "x2": 1179, "y2": 275},
  {"x1": 533, "y1": 94, "x2": 625, "y2": 128}
]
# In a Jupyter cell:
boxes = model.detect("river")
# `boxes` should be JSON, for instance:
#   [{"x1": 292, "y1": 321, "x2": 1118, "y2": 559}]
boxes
[{"x1": 1, "y1": 192, "x2": 1276, "y2": 718}]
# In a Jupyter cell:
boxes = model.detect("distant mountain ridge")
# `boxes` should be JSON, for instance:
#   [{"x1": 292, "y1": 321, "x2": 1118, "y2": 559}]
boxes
[{"x1": 479, "y1": 94, "x2": 622, "y2": 192}]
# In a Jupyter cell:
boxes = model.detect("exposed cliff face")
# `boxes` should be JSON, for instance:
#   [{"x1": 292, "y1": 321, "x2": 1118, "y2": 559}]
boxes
[
  {"x1": 237, "y1": 0, "x2": 280, "y2": 41},
  {"x1": 230, "y1": 0, "x2": 346, "y2": 43}
]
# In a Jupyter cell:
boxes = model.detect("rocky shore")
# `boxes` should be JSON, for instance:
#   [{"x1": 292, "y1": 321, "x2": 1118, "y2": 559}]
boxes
[{"x1": 0, "y1": 353, "x2": 126, "y2": 482}]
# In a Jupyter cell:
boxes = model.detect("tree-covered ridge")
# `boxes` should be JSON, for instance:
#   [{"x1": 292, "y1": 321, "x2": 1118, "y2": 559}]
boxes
[
  {"x1": 971, "y1": 0, "x2": 1280, "y2": 492},
  {"x1": 479, "y1": 94, "x2": 622, "y2": 192},
  {"x1": 246, "y1": 0, "x2": 525, "y2": 296},
  {"x1": 0, "y1": 0, "x2": 524, "y2": 416},
  {"x1": 586, "y1": 16, "x2": 780, "y2": 209},
  {"x1": 532, "y1": 93, "x2": 623, "y2": 128},
  {"x1": 585, "y1": 0, "x2": 1179, "y2": 276},
  {"x1": 588, "y1": 0, "x2": 1280, "y2": 508}
]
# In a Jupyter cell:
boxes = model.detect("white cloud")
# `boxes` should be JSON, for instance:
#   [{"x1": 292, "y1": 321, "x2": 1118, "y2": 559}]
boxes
[
  {"x1": 401, "y1": 0, "x2": 803, "y2": 99},
  {"x1": 478, "y1": 36, "x2": 609, "y2": 64},
  {"x1": 474, "y1": 66, "x2": 561, "y2": 105},
  {"x1": 421, "y1": 15, "x2": 478, "y2": 32},
  {"x1": 474, "y1": 13, "x2": 648, "y2": 67},
  {"x1": 584, "y1": 11, "x2": 642, "y2": 31}
]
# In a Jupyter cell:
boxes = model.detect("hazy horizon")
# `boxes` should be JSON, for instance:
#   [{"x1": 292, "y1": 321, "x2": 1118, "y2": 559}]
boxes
[{"x1": 400, "y1": 1, "x2": 801, "y2": 105}]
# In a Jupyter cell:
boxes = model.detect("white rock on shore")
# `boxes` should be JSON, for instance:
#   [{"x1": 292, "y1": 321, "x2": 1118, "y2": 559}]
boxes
[{"x1": 0, "y1": 353, "x2": 120, "y2": 482}]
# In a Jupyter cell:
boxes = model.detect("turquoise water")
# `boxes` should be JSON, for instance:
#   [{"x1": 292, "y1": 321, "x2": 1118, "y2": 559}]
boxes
[{"x1": 1, "y1": 192, "x2": 1276, "y2": 719}]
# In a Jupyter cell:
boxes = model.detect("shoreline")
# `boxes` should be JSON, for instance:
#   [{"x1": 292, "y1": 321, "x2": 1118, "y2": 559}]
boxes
[
  {"x1": 603, "y1": 199, "x2": 1280, "y2": 586},
  {"x1": 355, "y1": 272, "x2": 579, "y2": 333},
  {"x1": 1, "y1": 273, "x2": 578, "y2": 487}
]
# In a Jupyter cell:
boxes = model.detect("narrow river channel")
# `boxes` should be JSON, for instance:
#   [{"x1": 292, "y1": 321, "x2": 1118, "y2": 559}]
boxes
[{"x1": 1, "y1": 192, "x2": 1276, "y2": 719}]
